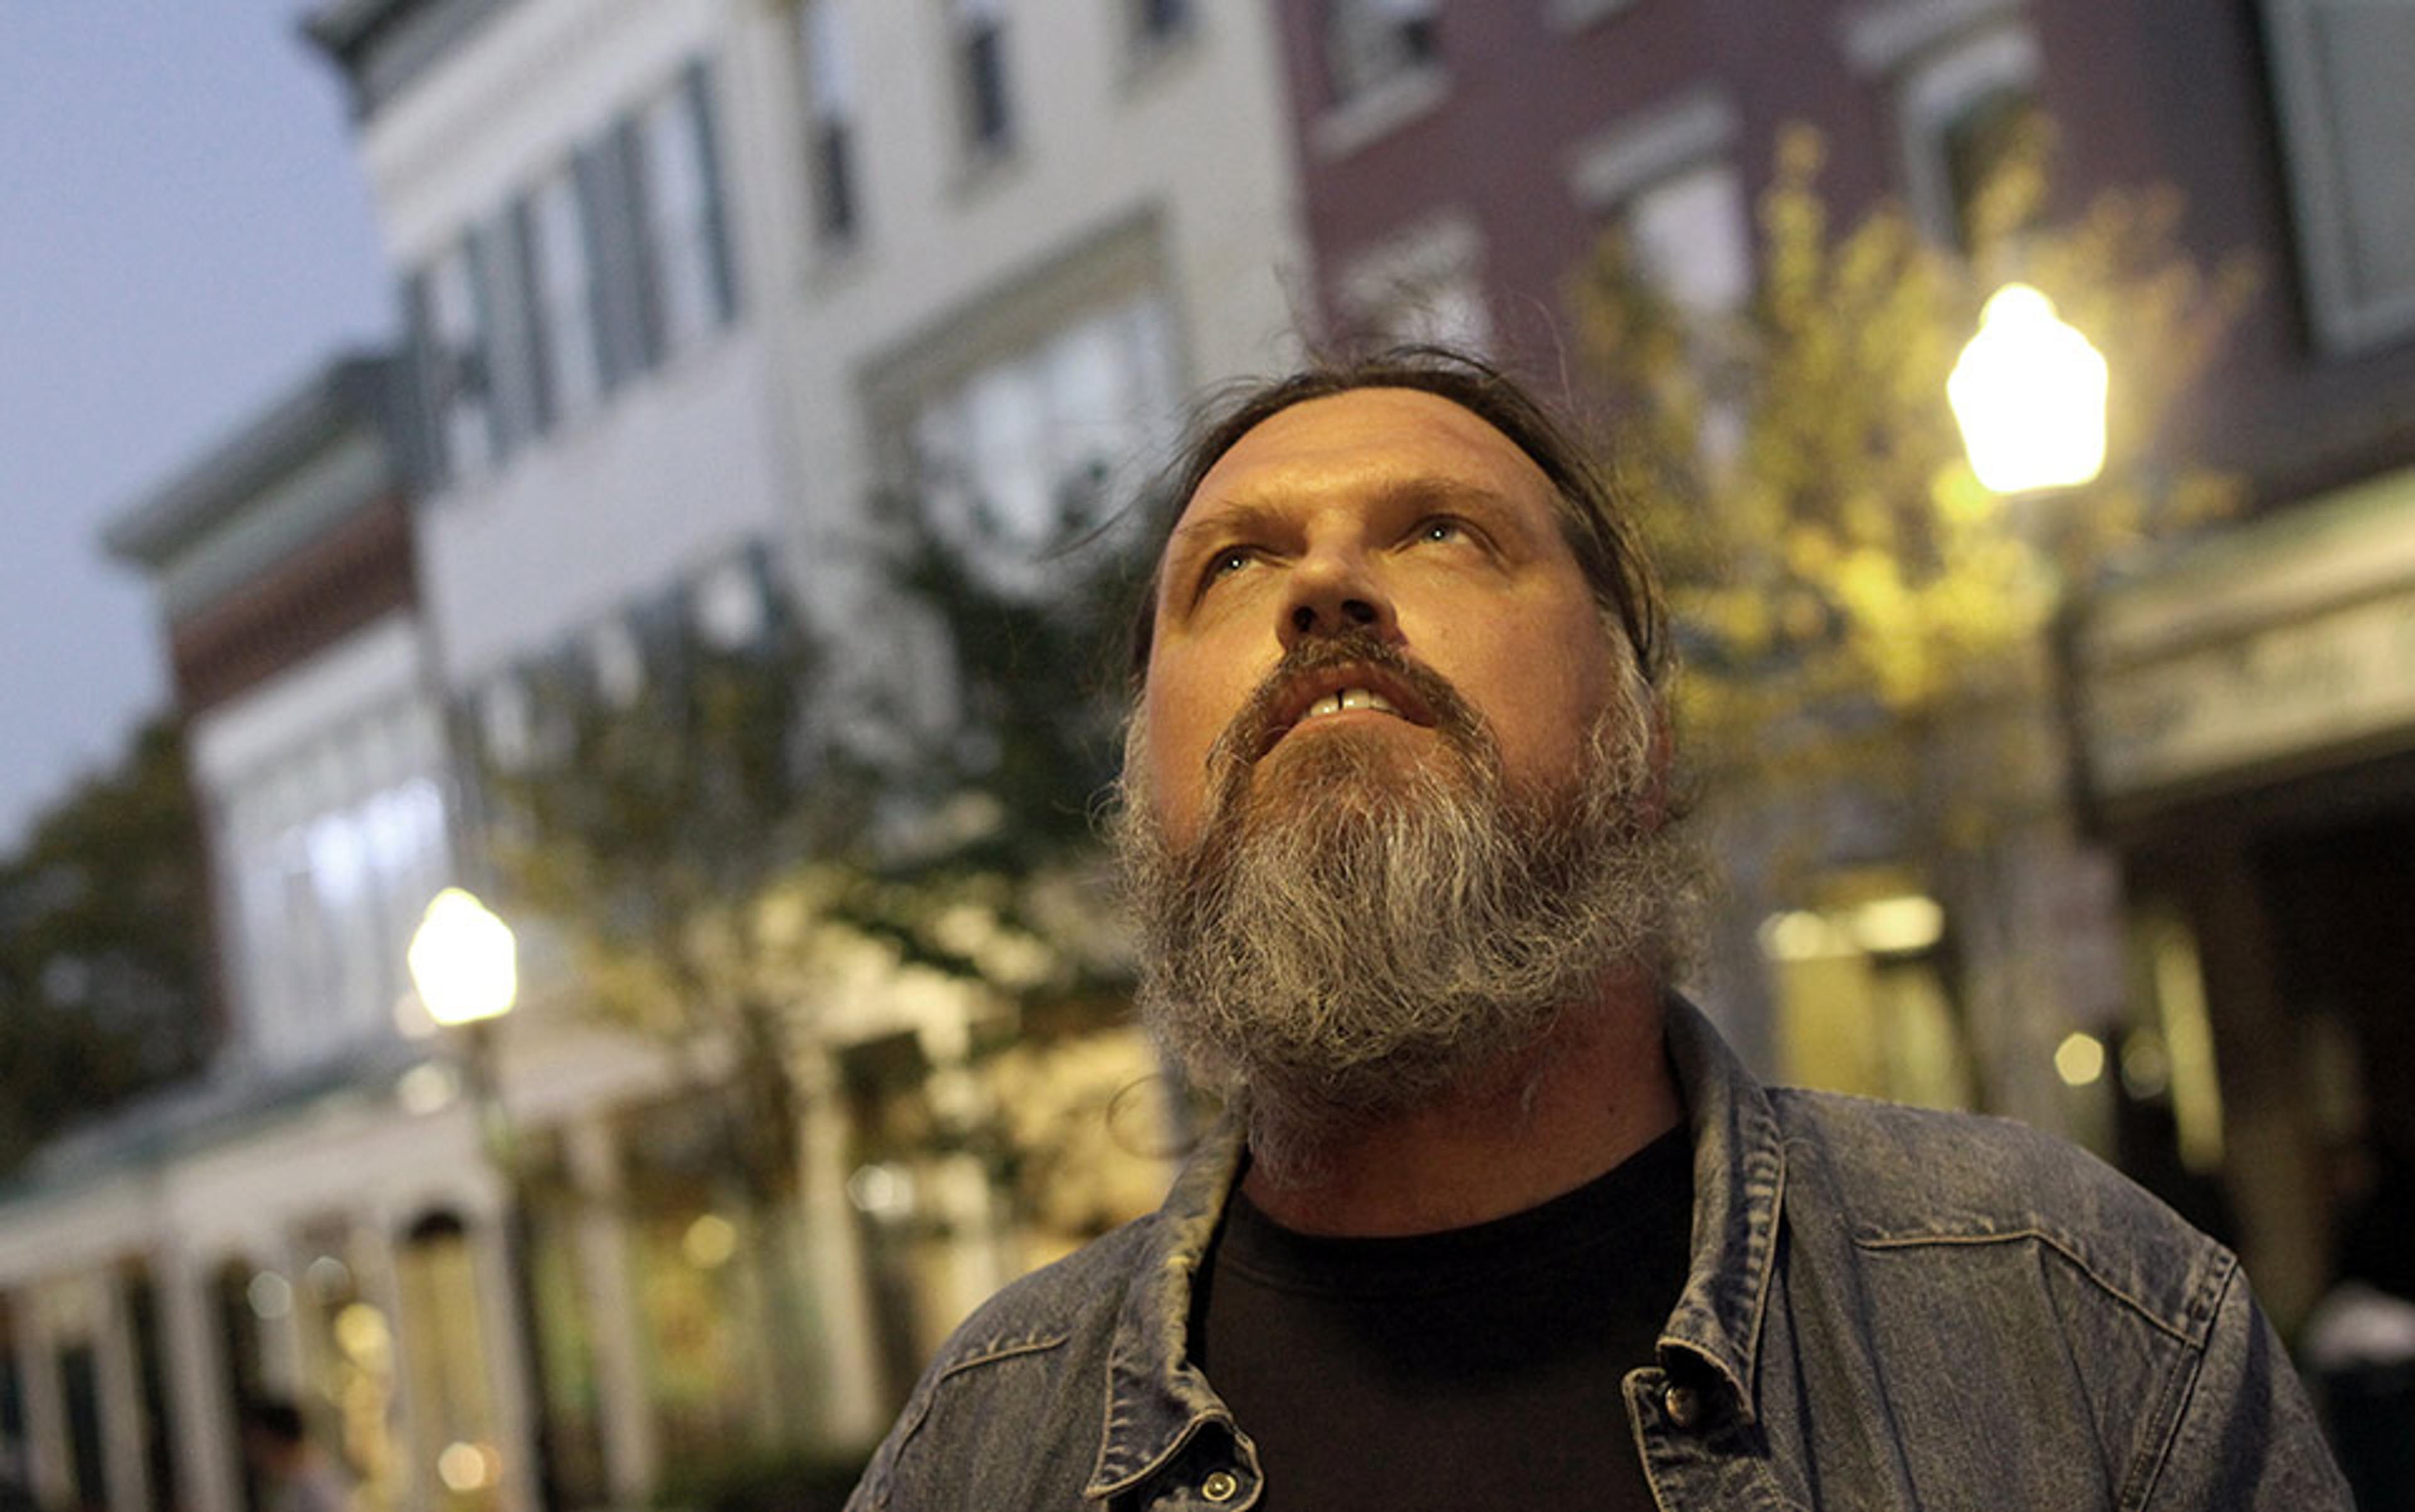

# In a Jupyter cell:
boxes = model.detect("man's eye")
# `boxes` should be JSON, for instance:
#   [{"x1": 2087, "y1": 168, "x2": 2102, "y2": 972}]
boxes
[
  {"x1": 1416, "y1": 518, "x2": 1467, "y2": 545},
  {"x1": 1202, "y1": 548, "x2": 1255, "y2": 586}
]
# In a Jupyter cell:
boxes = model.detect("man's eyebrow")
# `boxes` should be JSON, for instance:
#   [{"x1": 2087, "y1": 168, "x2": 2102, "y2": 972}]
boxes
[
  {"x1": 1166, "y1": 498, "x2": 1292, "y2": 560},
  {"x1": 1169, "y1": 478, "x2": 1524, "y2": 559}
]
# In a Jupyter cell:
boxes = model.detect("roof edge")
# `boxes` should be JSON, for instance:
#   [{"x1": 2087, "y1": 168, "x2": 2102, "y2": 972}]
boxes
[{"x1": 102, "y1": 349, "x2": 401, "y2": 571}]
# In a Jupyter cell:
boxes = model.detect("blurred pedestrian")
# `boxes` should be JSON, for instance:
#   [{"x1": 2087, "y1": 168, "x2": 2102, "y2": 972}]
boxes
[
  {"x1": 240, "y1": 1399, "x2": 352, "y2": 1512},
  {"x1": 2306, "y1": 1146, "x2": 2415, "y2": 1510},
  {"x1": 0, "y1": 1446, "x2": 39, "y2": 1512}
]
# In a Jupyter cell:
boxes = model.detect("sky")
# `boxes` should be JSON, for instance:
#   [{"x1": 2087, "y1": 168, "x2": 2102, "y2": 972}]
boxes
[{"x1": 0, "y1": 2, "x2": 391, "y2": 848}]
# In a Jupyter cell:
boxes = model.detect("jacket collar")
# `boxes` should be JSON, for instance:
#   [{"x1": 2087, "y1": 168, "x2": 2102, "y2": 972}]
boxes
[
  {"x1": 1085, "y1": 1116, "x2": 1248, "y2": 1499},
  {"x1": 1660, "y1": 993, "x2": 1788, "y2": 1423},
  {"x1": 1082, "y1": 994, "x2": 1789, "y2": 1495}
]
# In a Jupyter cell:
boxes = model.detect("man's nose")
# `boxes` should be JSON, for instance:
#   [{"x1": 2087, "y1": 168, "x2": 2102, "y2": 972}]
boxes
[{"x1": 1277, "y1": 545, "x2": 1399, "y2": 650}]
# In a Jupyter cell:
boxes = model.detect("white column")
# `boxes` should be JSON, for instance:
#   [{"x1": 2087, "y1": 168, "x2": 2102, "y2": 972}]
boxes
[
  {"x1": 379, "y1": 1199, "x2": 463, "y2": 1512},
  {"x1": 795, "y1": 1050, "x2": 884, "y2": 1450},
  {"x1": 918, "y1": 1013, "x2": 1018, "y2": 1332},
  {"x1": 465, "y1": 1201, "x2": 541, "y2": 1512},
  {"x1": 248, "y1": 1252, "x2": 307, "y2": 1401},
  {"x1": 349, "y1": 1212, "x2": 424, "y2": 1512},
  {"x1": 90, "y1": 1270, "x2": 154, "y2": 1512},
  {"x1": 155, "y1": 1247, "x2": 240, "y2": 1512},
  {"x1": 561, "y1": 1115, "x2": 657, "y2": 1504},
  {"x1": 9, "y1": 1285, "x2": 72, "y2": 1510}
]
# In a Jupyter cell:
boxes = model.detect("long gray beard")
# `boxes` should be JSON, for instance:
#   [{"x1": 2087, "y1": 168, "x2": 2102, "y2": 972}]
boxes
[{"x1": 1112, "y1": 686, "x2": 1692, "y2": 1182}]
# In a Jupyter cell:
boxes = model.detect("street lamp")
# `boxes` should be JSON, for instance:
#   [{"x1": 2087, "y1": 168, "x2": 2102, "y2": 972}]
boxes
[
  {"x1": 1948, "y1": 282, "x2": 2109, "y2": 494},
  {"x1": 408, "y1": 887, "x2": 518, "y2": 1030},
  {"x1": 405, "y1": 888, "x2": 553, "y2": 1512},
  {"x1": 1948, "y1": 287, "x2": 2121, "y2": 1137}
]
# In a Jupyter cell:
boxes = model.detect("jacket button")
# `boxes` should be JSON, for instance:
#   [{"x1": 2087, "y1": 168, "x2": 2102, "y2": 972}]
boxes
[
  {"x1": 1201, "y1": 1470, "x2": 1241, "y2": 1503},
  {"x1": 1663, "y1": 1382, "x2": 1704, "y2": 1429}
]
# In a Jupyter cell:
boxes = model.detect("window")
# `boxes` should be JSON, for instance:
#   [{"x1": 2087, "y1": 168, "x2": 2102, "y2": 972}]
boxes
[
  {"x1": 952, "y1": 0, "x2": 1014, "y2": 152},
  {"x1": 1621, "y1": 161, "x2": 1752, "y2": 320},
  {"x1": 2262, "y1": 0, "x2": 2415, "y2": 353},
  {"x1": 1568, "y1": 94, "x2": 1753, "y2": 461},
  {"x1": 216, "y1": 698, "x2": 451, "y2": 1072},
  {"x1": 641, "y1": 62, "x2": 740, "y2": 355},
  {"x1": 423, "y1": 239, "x2": 499, "y2": 486},
  {"x1": 1545, "y1": 0, "x2": 1636, "y2": 31},
  {"x1": 505, "y1": 195, "x2": 555, "y2": 433},
  {"x1": 799, "y1": 0, "x2": 862, "y2": 242},
  {"x1": 487, "y1": 201, "x2": 547, "y2": 448},
  {"x1": 530, "y1": 165, "x2": 604, "y2": 425},
  {"x1": 693, "y1": 555, "x2": 769, "y2": 649},
  {"x1": 1323, "y1": 0, "x2": 1440, "y2": 104},
  {"x1": 576, "y1": 115, "x2": 674, "y2": 389},
  {"x1": 907, "y1": 294, "x2": 1178, "y2": 581},
  {"x1": 1336, "y1": 215, "x2": 1492, "y2": 355},
  {"x1": 587, "y1": 618, "x2": 647, "y2": 708},
  {"x1": 397, "y1": 60, "x2": 735, "y2": 482},
  {"x1": 406, "y1": 211, "x2": 557, "y2": 489},
  {"x1": 1623, "y1": 162, "x2": 1752, "y2": 463},
  {"x1": 1131, "y1": 0, "x2": 1191, "y2": 45},
  {"x1": 1892, "y1": 23, "x2": 2041, "y2": 249}
]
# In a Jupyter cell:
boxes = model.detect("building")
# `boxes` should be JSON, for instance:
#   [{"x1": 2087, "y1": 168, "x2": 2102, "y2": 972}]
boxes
[
  {"x1": 2054, "y1": 0, "x2": 2415, "y2": 1329},
  {"x1": 0, "y1": 354, "x2": 562, "y2": 1512},
  {"x1": 296, "y1": 0, "x2": 1312, "y2": 1474},
  {"x1": 1262, "y1": 0, "x2": 2415, "y2": 1337},
  {"x1": 1262, "y1": 0, "x2": 2090, "y2": 1115}
]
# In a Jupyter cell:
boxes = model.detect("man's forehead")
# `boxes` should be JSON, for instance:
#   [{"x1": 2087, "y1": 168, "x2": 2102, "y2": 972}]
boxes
[{"x1": 1161, "y1": 386, "x2": 1555, "y2": 548}]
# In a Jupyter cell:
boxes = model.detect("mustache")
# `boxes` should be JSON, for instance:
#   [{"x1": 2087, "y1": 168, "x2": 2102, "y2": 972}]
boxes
[{"x1": 1205, "y1": 628, "x2": 1488, "y2": 776}]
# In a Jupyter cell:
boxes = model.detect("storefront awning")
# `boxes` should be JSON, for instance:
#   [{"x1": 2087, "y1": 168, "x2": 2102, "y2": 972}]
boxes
[{"x1": 2077, "y1": 463, "x2": 2415, "y2": 815}]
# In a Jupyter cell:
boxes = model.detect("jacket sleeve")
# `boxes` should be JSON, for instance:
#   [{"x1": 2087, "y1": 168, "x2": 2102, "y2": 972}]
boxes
[{"x1": 2139, "y1": 1263, "x2": 2352, "y2": 1511}]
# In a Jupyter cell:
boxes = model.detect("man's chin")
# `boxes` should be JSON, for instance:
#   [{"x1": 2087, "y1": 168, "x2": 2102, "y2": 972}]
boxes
[{"x1": 1246, "y1": 718, "x2": 1437, "y2": 808}]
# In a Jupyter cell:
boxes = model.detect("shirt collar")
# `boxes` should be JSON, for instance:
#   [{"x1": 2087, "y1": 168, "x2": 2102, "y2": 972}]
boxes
[{"x1": 1082, "y1": 994, "x2": 1789, "y2": 1493}]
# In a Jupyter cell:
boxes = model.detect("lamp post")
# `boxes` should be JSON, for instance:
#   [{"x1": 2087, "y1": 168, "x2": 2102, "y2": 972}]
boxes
[
  {"x1": 1947, "y1": 285, "x2": 2121, "y2": 1140},
  {"x1": 1948, "y1": 282, "x2": 2110, "y2": 495},
  {"x1": 406, "y1": 889, "x2": 554, "y2": 1512}
]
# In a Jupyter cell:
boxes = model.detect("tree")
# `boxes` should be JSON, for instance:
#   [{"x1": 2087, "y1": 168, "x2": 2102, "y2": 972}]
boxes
[
  {"x1": 1572, "y1": 121, "x2": 2254, "y2": 1108},
  {"x1": 482, "y1": 580, "x2": 845, "y2": 1191},
  {"x1": 476, "y1": 491, "x2": 1160, "y2": 1431},
  {"x1": 0, "y1": 716, "x2": 218, "y2": 1174}
]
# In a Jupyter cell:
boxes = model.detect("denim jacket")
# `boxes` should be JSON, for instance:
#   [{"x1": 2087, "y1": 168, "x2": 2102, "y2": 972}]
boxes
[{"x1": 846, "y1": 999, "x2": 2351, "y2": 1510}]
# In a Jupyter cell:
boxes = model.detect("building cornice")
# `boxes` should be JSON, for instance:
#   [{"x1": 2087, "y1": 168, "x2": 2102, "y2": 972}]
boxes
[
  {"x1": 102, "y1": 352, "x2": 398, "y2": 571},
  {"x1": 299, "y1": 0, "x2": 522, "y2": 121}
]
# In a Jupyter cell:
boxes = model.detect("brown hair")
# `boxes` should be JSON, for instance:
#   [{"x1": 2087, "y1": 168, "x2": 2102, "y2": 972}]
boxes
[{"x1": 1126, "y1": 345, "x2": 1669, "y2": 689}]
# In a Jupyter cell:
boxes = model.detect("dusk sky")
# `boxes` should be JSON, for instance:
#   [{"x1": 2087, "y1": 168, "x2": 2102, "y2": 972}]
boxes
[{"x1": 1, "y1": 3, "x2": 391, "y2": 847}]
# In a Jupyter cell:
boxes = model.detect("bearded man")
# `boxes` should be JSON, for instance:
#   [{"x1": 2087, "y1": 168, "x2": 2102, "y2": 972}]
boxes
[{"x1": 844, "y1": 349, "x2": 2348, "y2": 1511}]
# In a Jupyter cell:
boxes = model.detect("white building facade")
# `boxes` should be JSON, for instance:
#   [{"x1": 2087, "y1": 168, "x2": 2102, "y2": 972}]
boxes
[
  {"x1": 0, "y1": 3, "x2": 1313, "y2": 1504},
  {"x1": 294, "y1": 0, "x2": 1313, "y2": 1484}
]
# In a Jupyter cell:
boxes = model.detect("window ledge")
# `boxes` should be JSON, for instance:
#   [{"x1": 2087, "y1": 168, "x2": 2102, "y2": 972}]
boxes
[
  {"x1": 1119, "y1": 16, "x2": 1202, "y2": 98},
  {"x1": 804, "y1": 232, "x2": 871, "y2": 299},
  {"x1": 2309, "y1": 289, "x2": 2415, "y2": 360},
  {"x1": 1311, "y1": 64, "x2": 1450, "y2": 163},
  {"x1": 949, "y1": 137, "x2": 1025, "y2": 204},
  {"x1": 1546, "y1": 0, "x2": 1640, "y2": 33}
]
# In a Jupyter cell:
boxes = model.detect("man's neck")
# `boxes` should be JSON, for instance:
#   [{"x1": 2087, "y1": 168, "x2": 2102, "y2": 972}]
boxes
[{"x1": 1238, "y1": 986, "x2": 1681, "y2": 1237}]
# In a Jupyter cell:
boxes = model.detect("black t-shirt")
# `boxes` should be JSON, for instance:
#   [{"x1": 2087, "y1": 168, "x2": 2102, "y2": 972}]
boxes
[{"x1": 1193, "y1": 1126, "x2": 1694, "y2": 1511}]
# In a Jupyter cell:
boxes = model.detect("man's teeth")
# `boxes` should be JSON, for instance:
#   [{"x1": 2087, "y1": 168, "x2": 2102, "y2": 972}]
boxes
[{"x1": 1302, "y1": 687, "x2": 1399, "y2": 720}]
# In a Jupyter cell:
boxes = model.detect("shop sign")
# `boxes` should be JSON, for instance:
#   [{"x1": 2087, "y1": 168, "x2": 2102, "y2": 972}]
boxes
[{"x1": 2085, "y1": 583, "x2": 2415, "y2": 799}]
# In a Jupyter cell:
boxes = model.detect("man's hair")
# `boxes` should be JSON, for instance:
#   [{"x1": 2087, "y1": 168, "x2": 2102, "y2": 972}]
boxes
[{"x1": 1126, "y1": 345, "x2": 1670, "y2": 690}]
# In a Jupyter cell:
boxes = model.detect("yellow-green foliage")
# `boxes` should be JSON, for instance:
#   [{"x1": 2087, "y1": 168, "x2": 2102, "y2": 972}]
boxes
[{"x1": 1575, "y1": 122, "x2": 2254, "y2": 811}]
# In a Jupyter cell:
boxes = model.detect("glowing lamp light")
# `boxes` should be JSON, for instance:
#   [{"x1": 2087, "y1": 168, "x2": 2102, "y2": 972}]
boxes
[
  {"x1": 406, "y1": 888, "x2": 519, "y2": 1028},
  {"x1": 1948, "y1": 283, "x2": 2110, "y2": 494},
  {"x1": 2054, "y1": 1030, "x2": 2108, "y2": 1088}
]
